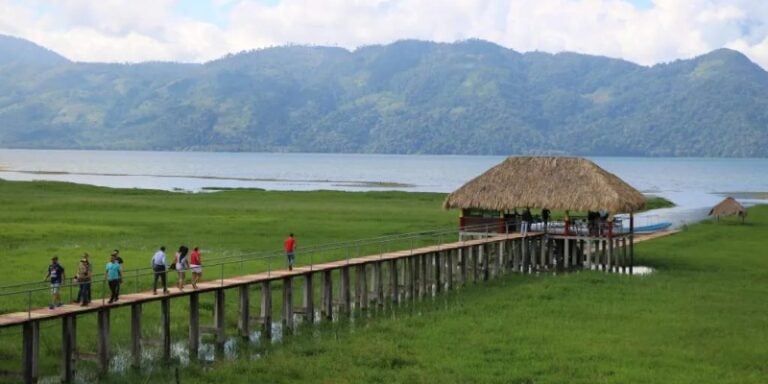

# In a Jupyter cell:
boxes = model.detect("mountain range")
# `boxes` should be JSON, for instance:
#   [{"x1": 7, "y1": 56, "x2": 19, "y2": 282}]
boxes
[{"x1": 1, "y1": 34, "x2": 766, "y2": 157}]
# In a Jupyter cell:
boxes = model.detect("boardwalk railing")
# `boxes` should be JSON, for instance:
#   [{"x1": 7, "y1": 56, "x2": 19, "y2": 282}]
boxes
[{"x1": 0, "y1": 223, "x2": 507, "y2": 317}]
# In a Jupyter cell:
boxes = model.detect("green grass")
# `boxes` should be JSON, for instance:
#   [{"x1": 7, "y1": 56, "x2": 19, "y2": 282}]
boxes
[
  {"x1": 0, "y1": 179, "x2": 758, "y2": 384},
  {"x1": 127, "y1": 207, "x2": 765, "y2": 384}
]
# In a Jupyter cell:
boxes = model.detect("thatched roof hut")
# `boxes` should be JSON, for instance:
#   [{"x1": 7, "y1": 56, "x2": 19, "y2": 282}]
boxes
[
  {"x1": 709, "y1": 197, "x2": 747, "y2": 218},
  {"x1": 443, "y1": 156, "x2": 646, "y2": 213}
]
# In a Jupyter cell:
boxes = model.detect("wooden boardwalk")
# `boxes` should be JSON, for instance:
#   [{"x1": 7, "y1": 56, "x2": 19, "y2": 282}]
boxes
[
  {"x1": 0, "y1": 232, "x2": 539, "y2": 328},
  {"x1": 6, "y1": 229, "x2": 679, "y2": 383}
]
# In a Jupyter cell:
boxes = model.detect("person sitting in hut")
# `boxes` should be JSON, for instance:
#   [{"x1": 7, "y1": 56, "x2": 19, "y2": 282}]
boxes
[{"x1": 542, "y1": 208, "x2": 551, "y2": 233}]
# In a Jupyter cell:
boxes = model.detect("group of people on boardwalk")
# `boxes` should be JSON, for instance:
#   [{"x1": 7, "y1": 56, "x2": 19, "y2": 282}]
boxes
[
  {"x1": 44, "y1": 233, "x2": 296, "y2": 309},
  {"x1": 151, "y1": 245, "x2": 203, "y2": 294},
  {"x1": 44, "y1": 246, "x2": 202, "y2": 309}
]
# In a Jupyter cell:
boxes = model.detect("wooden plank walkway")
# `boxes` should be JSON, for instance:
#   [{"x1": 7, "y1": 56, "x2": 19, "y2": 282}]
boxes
[
  {"x1": 0, "y1": 229, "x2": 680, "y2": 329},
  {"x1": 0, "y1": 232, "x2": 543, "y2": 328}
]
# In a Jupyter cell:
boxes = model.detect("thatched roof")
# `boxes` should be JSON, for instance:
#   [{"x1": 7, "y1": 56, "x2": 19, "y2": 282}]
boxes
[
  {"x1": 443, "y1": 156, "x2": 646, "y2": 213},
  {"x1": 709, "y1": 197, "x2": 747, "y2": 217}
]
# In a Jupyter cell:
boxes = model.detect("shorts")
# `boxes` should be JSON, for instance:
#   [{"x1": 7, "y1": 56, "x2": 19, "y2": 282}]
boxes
[
  {"x1": 191, "y1": 265, "x2": 202, "y2": 274},
  {"x1": 50, "y1": 282, "x2": 61, "y2": 294}
]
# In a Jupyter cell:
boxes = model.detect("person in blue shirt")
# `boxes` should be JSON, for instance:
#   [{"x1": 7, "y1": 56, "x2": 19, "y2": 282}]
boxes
[
  {"x1": 44, "y1": 256, "x2": 65, "y2": 310},
  {"x1": 105, "y1": 254, "x2": 122, "y2": 303}
]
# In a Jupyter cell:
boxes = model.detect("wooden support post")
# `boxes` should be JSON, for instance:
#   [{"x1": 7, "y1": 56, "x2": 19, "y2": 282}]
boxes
[
  {"x1": 540, "y1": 237, "x2": 547, "y2": 270},
  {"x1": 160, "y1": 297, "x2": 171, "y2": 360},
  {"x1": 282, "y1": 277, "x2": 293, "y2": 332},
  {"x1": 130, "y1": 303, "x2": 141, "y2": 368},
  {"x1": 472, "y1": 246, "x2": 479, "y2": 281},
  {"x1": 407, "y1": 257, "x2": 416, "y2": 299},
  {"x1": 357, "y1": 264, "x2": 368, "y2": 310},
  {"x1": 563, "y1": 238, "x2": 570, "y2": 269},
  {"x1": 522, "y1": 239, "x2": 529, "y2": 273},
  {"x1": 459, "y1": 247, "x2": 468, "y2": 286},
  {"x1": 323, "y1": 270, "x2": 334, "y2": 319},
  {"x1": 22, "y1": 321, "x2": 39, "y2": 384},
  {"x1": 61, "y1": 315, "x2": 76, "y2": 383},
  {"x1": 607, "y1": 236, "x2": 614, "y2": 272},
  {"x1": 189, "y1": 293, "x2": 199, "y2": 360},
  {"x1": 622, "y1": 237, "x2": 628, "y2": 274},
  {"x1": 420, "y1": 254, "x2": 428, "y2": 295},
  {"x1": 498, "y1": 241, "x2": 505, "y2": 276},
  {"x1": 390, "y1": 259, "x2": 399, "y2": 303},
  {"x1": 238, "y1": 285, "x2": 250, "y2": 337},
  {"x1": 434, "y1": 252, "x2": 442, "y2": 293},
  {"x1": 483, "y1": 245, "x2": 491, "y2": 280},
  {"x1": 446, "y1": 250, "x2": 454, "y2": 290},
  {"x1": 213, "y1": 290, "x2": 225, "y2": 344},
  {"x1": 340, "y1": 266, "x2": 351, "y2": 314},
  {"x1": 97, "y1": 309, "x2": 110, "y2": 373},
  {"x1": 373, "y1": 262, "x2": 384, "y2": 307},
  {"x1": 304, "y1": 274, "x2": 315, "y2": 322},
  {"x1": 260, "y1": 281, "x2": 272, "y2": 338},
  {"x1": 630, "y1": 213, "x2": 635, "y2": 275}
]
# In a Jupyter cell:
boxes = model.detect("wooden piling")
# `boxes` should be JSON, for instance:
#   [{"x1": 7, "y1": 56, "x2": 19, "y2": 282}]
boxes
[
  {"x1": 323, "y1": 270, "x2": 334, "y2": 319},
  {"x1": 260, "y1": 281, "x2": 272, "y2": 338},
  {"x1": 420, "y1": 254, "x2": 428, "y2": 296},
  {"x1": 61, "y1": 315, "x2": 76, "y2": 383},
  {"x1": 22, "y1": 320, "x2": 39, "y2": 384},
  {"x1": 407, "y1": 256, "x2": 416, "y2": 299},
  {"x1": 213, "y1": 290, "x2": 226, "y2": 343},
  {"x1": 459, "y1": 247, "x2": 468, "y2": 286},
  {"x1": 389, "y1": 259, "x2": 399, "y2": 304},
  {"x1": 374, "y1": 262, "x2": 384, "y2": 307},
  {"x1": 189, "y1": 293, "x2": 199, "y2": 360},
  {"x1": 304, "y1": 274, "x2": 315, "y2": 322},
  {"x1": 130, "y1": 303, "x2": 142, "y2": 368},
  {"x1": 629, "y1": 213, "x2": 635, "y2": 275},
  {"x1": 446, "y1": 250, "x2": 454, "y2": 290},
  {"x1": 356, "y1": 264, "x2": 368, "y2": 310},
  {"x1": 161, "y1": 298, "x2": 171, "y2": 360},
  {"x1": 282, "y1": 277, "x2": 293, "y2": 332},
  {"x1": 340, "y1": 266, "x2": 351, "y2": 314},
  {"x1": 238, "y1": 285, "x2": 250, "y2": 337},
  {"x1": 434, "y1": 252, "x2": 442, "y2": 293},
  {"x1": 97, "y1": 309, "x2": 110, "y2": 373}
]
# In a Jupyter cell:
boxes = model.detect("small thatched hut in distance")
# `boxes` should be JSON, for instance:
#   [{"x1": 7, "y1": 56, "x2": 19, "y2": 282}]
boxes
[{"x1": 709, "y1": 197, "x2": 747, "y2": 222}]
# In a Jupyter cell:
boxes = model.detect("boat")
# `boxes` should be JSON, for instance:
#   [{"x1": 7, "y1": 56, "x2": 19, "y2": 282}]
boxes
[{"x1": 633, "y1": 222, "x2": 673, "y2": 233}]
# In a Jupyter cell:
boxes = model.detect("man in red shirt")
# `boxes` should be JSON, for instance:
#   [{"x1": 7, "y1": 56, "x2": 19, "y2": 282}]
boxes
[{"x1": 284, "y1": 233, "x2": 296, "y2": 271}]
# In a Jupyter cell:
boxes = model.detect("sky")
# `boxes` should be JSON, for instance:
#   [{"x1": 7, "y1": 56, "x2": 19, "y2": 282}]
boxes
[{"x1": 1, "y1": 0, "x2": 767, "y2": 70}]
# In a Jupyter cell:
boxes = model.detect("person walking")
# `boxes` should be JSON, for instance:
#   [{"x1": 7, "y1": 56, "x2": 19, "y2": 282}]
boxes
[
  {"x1": 190, "y1": 247, "x2": 202, "y2": 289},
  {"x1": 105, "y1": 253, "x2": 122, "y2": 303},
  {"x1": 75, "y1": 253, "x2": 92, "y2": 306},
  {"x1": 521, "y1": 208, "x2": 533, "y2": 236},
  {"x1": 44, "y1": 256, "x2": 65, "y2": 309},
  {"x1": 542, "y1": 208, "x2": 551, "y2": 233},
  {"x1": 284, "y1": 233, "x2": 296, "y2": 271},
  {"x1": 151, "y1": 246, "x2": 169, "y2": 295},
  {"x1": 175, "y1": 245, "x2": 190, "y2": 291}
]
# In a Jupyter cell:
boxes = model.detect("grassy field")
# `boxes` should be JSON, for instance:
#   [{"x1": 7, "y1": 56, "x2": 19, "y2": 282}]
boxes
[
  {"x1": 0, "y1": 179, "x2": 720, "y2": 383},
  {"x1": 138, "y1": 204, "x2": 766, "y2": 384}
]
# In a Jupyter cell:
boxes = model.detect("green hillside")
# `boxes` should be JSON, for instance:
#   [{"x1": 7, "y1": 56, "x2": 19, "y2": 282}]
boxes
[{"x1": 1, "y1": 35, "x2": 767, "y2": 156}]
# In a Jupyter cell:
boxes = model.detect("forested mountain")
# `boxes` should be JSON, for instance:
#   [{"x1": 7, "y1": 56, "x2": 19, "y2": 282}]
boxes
[{"x1": 1, "y1": 35, "x2": 767, "y2": 157}]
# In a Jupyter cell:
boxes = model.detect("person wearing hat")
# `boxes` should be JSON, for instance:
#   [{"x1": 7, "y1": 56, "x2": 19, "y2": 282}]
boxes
[
  {"x1": 44, "y1": 256, "x2": 65, "y2": 309},
  {"x1": 75, "y1": 253, "x2": 92, "y2": 306}
]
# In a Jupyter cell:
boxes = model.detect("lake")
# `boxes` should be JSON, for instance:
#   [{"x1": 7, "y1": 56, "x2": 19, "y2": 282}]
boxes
[{"x1": 1, "y1": 149, "x2": 767, "y2": 227}]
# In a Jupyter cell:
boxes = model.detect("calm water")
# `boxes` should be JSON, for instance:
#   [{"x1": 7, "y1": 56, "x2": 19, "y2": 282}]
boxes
[{"x1": 1, "y1": 149, "x2": 767, "y2": 227}]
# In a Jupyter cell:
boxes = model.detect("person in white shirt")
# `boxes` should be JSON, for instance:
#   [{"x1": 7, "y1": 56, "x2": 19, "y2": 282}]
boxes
[{"x1": 151, "y1": 246, "x2": 168, "y2": 295}]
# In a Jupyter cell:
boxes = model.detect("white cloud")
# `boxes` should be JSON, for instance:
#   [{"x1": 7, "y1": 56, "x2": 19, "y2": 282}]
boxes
[{"x1": 1, "y1": 0, "x2": 768, "y2": 70}]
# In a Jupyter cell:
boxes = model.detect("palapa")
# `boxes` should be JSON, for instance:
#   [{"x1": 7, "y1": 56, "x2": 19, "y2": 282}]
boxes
[
  {"x1": 443, "y1": 156, "x2": 646, "y2": 213},
  {"x1": 708, "y1": 197, "x2": 747, "y2": 221}
]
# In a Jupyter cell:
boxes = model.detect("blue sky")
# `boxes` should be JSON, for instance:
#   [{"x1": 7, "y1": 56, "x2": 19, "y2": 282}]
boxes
[{"x1": 1, "y1": 0, "x2": 766, "y2": 69}]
